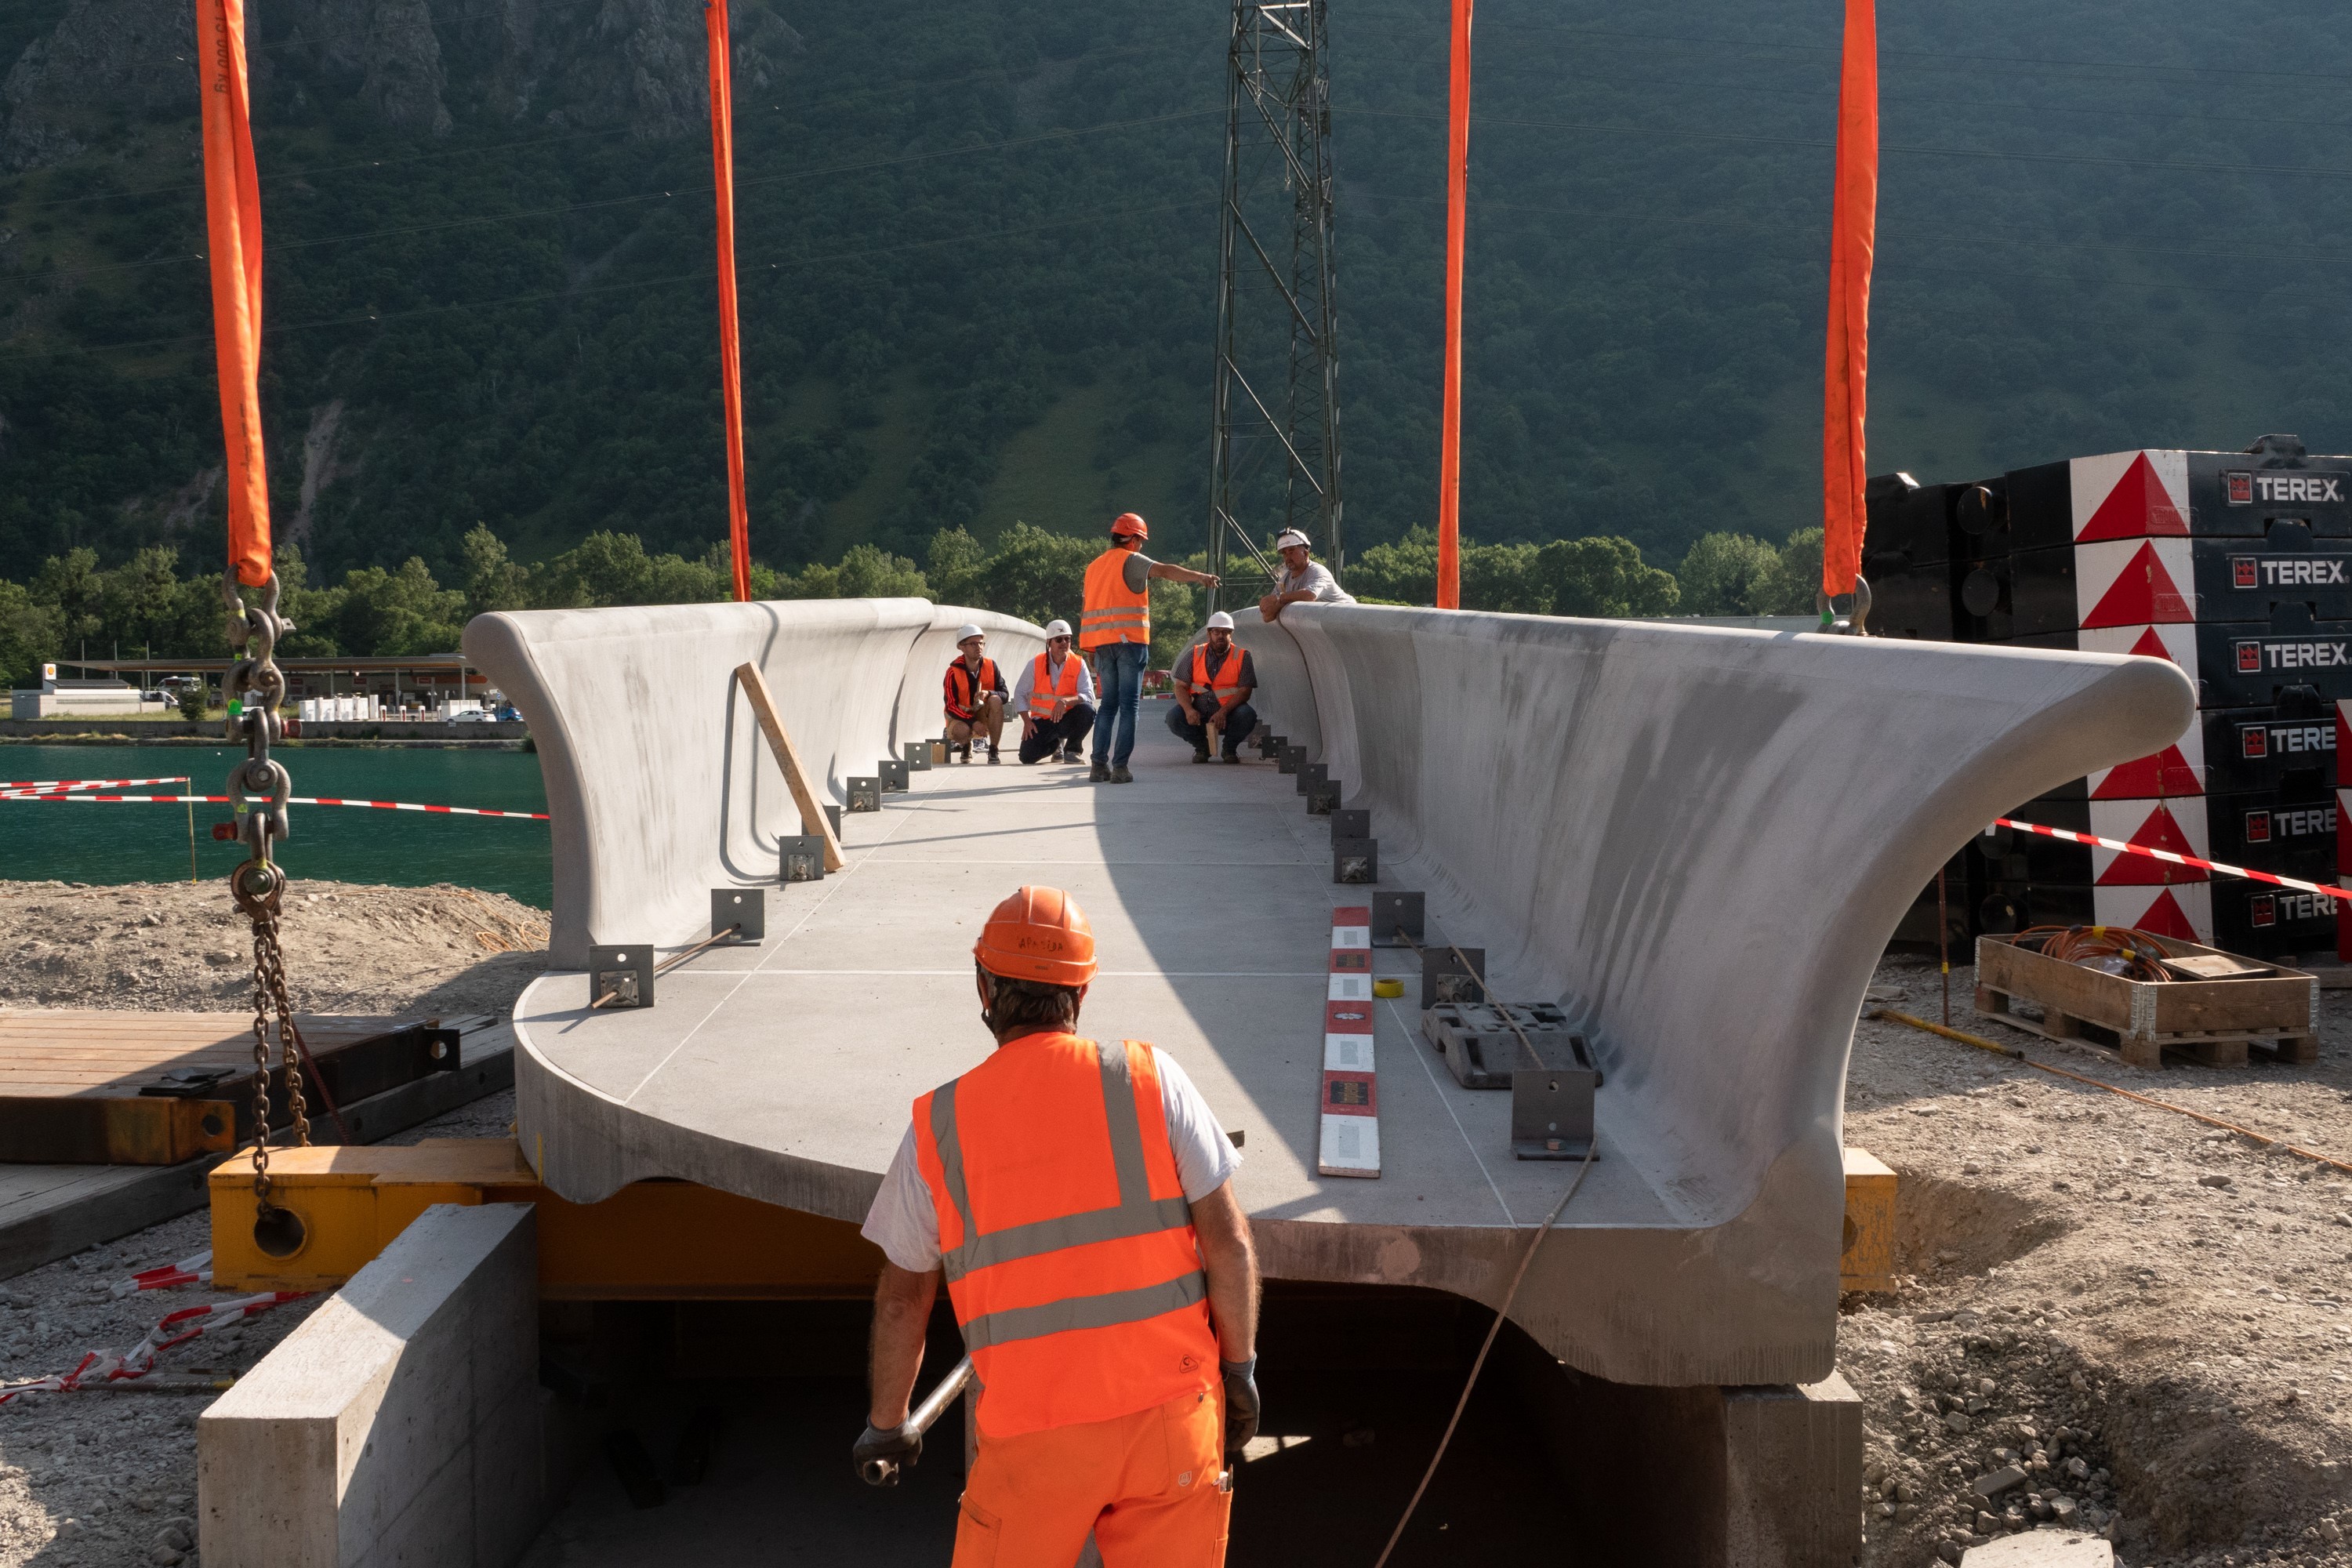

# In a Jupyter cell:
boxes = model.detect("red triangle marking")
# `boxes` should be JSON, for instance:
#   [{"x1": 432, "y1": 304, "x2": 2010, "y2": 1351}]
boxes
[
  {"x1": 2128, "y1": 888, "x2": 2201, "y2": 942},
  {"x1": 2095, "y1": 803, "x2": 2203, "y2": 886},
  {"x1": 2079, "y1": 452, "x2": 2188, "y2": 542},
  {"x1": 2125, "y1": 626, "x2": 2175, "y2": 662},
  {"x1": 2083, "y1": 541, "x2": 2194, "y2": 628},
  {"x1": 2091, "y1": 746, "x2": 2201, "y2": 799}
]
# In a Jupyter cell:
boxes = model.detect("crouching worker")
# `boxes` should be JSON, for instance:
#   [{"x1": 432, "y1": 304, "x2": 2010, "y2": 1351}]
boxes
[
  {"x1": 1165, "y1": 611, "x2": 1258, "y2": 763},
  {"x1": 1013, "y1": 619, "x2": 1096, "y2": 764},
  {"x1": 855, "y1": 887, "x2": 1262, "y2": 1566},
  {"x1": 944, "y1": 624, "x2": 1007, "y2": 764}
]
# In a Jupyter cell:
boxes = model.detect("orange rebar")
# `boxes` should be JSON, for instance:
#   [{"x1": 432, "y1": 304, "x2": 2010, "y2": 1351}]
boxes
[{"x1": 706, "y1": 0, "x2": 752, "y2": 603}]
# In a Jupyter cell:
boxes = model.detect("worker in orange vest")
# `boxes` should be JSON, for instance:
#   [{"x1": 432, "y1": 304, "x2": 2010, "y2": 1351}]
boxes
[
  {"x1": 1012, "y1": 619, "x2": 1097, "y2": 764},
  {"x1": 944, "y1": 624, "x2": 1007, "y2": 764},
  {"x1": 1166, "y1": 610, "x2": 1258, "y2": 764},
  {"x1": 1080, "y1": 513, "x2": 1218, "y2": 785},
  {"x1": 856, "y1": 887, "x2": 1261, "y2": 1565}
]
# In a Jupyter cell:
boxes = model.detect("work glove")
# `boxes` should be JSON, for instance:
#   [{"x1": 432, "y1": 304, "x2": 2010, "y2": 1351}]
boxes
[
  {"x1": 1220, "y1": 1356, "x2": 1261, "y2": 1456},
  {"x1": 853, "y1": 1420, "x2": 924, "y2": 1486}
]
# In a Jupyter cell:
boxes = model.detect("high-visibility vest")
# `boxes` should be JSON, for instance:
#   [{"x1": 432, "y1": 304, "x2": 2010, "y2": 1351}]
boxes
[
  {"x1": 912, "y1": 1033, "x2": 1218, "y2": 1437},
  {"x1": 1080, "y1": 548, "x2": 1150, "y2": 650},
  {"x1": 1027, "y1": 652, "x2": 1082, "y2": 718},
  {"x1": 944, "y1": 657, "x2": 1000, "y2": 720},
  {"x1": 1185, "y1": 642, "x2": 1247, "y2": 699}
]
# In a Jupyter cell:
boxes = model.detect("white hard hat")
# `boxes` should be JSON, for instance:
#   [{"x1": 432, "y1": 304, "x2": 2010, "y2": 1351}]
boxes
[
  {"x1": 1042, "y1": 619, "x2": 1073, "y2": 639},
  {"x1": 1274, "y1": 528, "x2": 1312, "y2": 550},
  {"x1": 956, "y1": 624, "x2": 985, "y2": 643},
  {"x1": 1206, "y1": 610, "x2": 1236, "y2": 631}
]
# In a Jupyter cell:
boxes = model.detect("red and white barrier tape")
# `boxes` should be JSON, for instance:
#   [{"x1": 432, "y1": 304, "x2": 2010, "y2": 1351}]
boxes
[
  {"x1": 112, "y1": 1250, "x2": 212, "y2": 1298},
  {"x1": 0, "y1": 777, "x2": 189, "y2": 793},
  {"x1": 1998, "y1": 817, "x2": 2352, "y2": 906},
  {"x1": 2, "y1": 793, "x2": 548, "y2": 819},
  {"x1": 0, "y1": 1290, "x2": 307, "y2": 1404},
  {"x1": 1320, "y1": 906, "x2": 1381, "y2": 1178}
]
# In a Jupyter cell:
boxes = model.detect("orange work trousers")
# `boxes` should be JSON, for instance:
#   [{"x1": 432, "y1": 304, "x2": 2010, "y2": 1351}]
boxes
[{"x1": 953, "y1": 1385, "x2": 1231, "y2": 1567}]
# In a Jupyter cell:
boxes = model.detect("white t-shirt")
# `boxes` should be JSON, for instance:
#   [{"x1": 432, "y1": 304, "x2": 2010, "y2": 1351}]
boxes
[
  {"x1": 859, "y1": 1044, "x2": 1241, "y2": 1274},
  {"x1": 1277, "y1": 560, "x2": 1355, "y2": 604}
]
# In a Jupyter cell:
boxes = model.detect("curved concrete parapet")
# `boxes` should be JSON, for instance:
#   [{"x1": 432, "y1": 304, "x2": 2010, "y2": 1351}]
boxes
[
  {"x1": 1232, "y1": 606, "x2": 2191, "y2": 1376},
  {"x1": 463, "y1": 599, "x2": 1044, "y2": 967},
  {"x1": 481, "y1": 595, "x2": 2187, "y2": 1389}
]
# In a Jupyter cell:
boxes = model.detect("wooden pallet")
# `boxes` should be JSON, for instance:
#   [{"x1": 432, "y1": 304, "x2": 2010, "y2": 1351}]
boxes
[
  {"x1": 1974, "y1": 935, "x2": 2318, "y2": 1070},
  {"x1": 0, "y1": 1010, "x2": 483, "y2": 1163}
]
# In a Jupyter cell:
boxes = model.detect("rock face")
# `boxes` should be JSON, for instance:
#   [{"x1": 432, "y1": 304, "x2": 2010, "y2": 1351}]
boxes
[{"x1": 0, "y1": 0, "x2": 804, "y2": 169}]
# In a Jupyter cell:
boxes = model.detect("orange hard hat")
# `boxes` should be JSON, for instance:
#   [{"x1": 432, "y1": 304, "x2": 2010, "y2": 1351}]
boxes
[
  {"x1": 974, "y1": 885, "x2": 1098, "y2": 985},
  {"x1": 1110, "y1": 512, "x2": 1149, "y2": 541}
]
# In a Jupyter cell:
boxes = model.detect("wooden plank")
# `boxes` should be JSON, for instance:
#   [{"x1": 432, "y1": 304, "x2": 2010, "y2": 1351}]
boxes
[
  {"x1": 733, "y1": 661, "x2": 848, "y2": 873},
  {"x1": 1840, "y1": 1148, "x2": 1896, "y2": 1294}
]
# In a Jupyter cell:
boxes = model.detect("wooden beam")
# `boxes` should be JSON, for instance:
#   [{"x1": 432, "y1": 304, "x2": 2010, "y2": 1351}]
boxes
[{"x1": 733, "y1": 661, "x2": 846, "y2": 873}]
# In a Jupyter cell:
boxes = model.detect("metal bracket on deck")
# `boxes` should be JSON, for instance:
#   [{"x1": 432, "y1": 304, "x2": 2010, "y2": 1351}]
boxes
[
  {"x1": 1420, "y1": 946, "x2": 1483, "y2": 1008},
  {"x1": 1333, "y1": 837, "x2": 1377, "y2": 884},
  {"x1": 589, "y1": 945, "x2": 655, "y2": 1010},
  {"x1": 1371, "y1": 890, "x2": 1421, "y2": 947},
  {"x1": 847, "y1": 778, "x2": 881, "y2": 813},
  {"x1": 1297, "y1": 761, "x2": 1327, "y2": 798},
  {"x1": 1306, "y1": 776, "x2": 1341, "y2": 815},
  {"x1": 1279, "y1": 745, "x2": 1305, "y2": 776},
  {"x1": 712, "y1": 887, "x2": 765, "y2": 942},
  {"x1": 779, "y1": 835, "x2": 826, "y2": 883},
  {"x1": 904, "y1": 741, "x2": 931, "y2": 773},
  {"x1": 878, "y1": 759, "x2": 909, "y2": 793}
]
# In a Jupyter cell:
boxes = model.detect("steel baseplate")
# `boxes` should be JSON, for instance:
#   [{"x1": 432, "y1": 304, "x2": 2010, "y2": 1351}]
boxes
[
  {"x1": 590, "y1": 945, "x2": 655, "y2": 1010},
  {"x1": 711, "y1": 887, "x2": 765, "y2": 942},
  {"x1": 1420, "y1": 946, "x2": 1484, "y2": 1009},
  {"x1": 1306, "y1": 777, "x2": 1341, "y2": 815},
  {"x1": 1258, "y1": 731, "x2": 1285, "y2": 758},
  {"x1": 1297, "y1": 761, "x2": 1327, "y2": 798},
  {"x1": 1333, "y1": 837, "x2": 1377, "y2": 884},
  {"x1": 1330, "y1": 808, "x2": 1370, "y2": 842},
  {"x1": 847, "y1": 778, "x2": 881, "y2": 813},
  {"x1": 779, "y1": 835, "x2": 826, "y2": 884},
  {"x1": 825, "y1": 804, "x2": 844, "y2": 838},
  {"x1": 878, "y1": 758, "x2": 909, "y2": 792},
  {"x1": 1279, "y1": 745, "x2": 1305, "y2": 776},
  {"x1": 1371, "y1": 890, "x2": 1421, "y2": 947},
  {"x1": 904, "y1": 741, "x2": 931, "y2": 773},
  {"x1": 1512, "y1": 1051, "x2": 1599, "y2": 1162},
  {"x1": 1421, "y1": 1001, "x2": 1589, "y2": 1090}
]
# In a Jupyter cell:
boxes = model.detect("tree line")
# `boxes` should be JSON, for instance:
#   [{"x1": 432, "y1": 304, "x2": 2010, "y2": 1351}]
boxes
[{"x1": 0, "y1": 523, "x2": 1829, "y2": 691}]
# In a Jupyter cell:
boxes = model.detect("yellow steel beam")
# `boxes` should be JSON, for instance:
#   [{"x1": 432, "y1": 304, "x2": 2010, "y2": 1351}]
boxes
[{"x1": 209, "y1": 1137, "x2": 884, "y2": 1298}]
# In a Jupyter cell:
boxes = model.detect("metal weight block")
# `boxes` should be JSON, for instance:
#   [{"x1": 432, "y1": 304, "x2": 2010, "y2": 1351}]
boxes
[
  {"x1": 589, "y1": 945, "x2": 655, "y2": 1010},
  {"x1": 1371, "y1": 890, "x2": 1421, "y2": 947},
  {"x1": 1421, "y1": 1002, "x2": 1582, "y2": 1090},
  {"x1": 1333, "y1": 837, "x2": 1377, "y2": 884},
  {"x1": 847, "y1": 778, "x2": 881, "y2": 813},
  {"x1": 779, "y1": 835, "x2": 826, "y2": 883},
  {"x1": 1512, "y1": 1041, "x2": 1599, "y2": 1162},
  {"x1": 1279, "y1": 745, "x2": 1305, "y2": 776},
  {"x1": 1296, "y1": 761, "x2": 1327, "y2": 798},
  {"x1": 1306, "y1": 777, "x2": 1341, "y2": 815},
  {"x1": 1330, "y1": 808, "x2": 1371, "y2": 844},
  {"x1": 879, "y1": 759, "x2": 909, "y2": 792},
  {"x1": 711, "y1": 887, "x2": 766, "y2": 942},
  {"x1": 905, "y1": 742, "x2": 931, "y2": 772},
  {"x1": 1419, "y1": 946, "x2": 1485, "y2": 1010}
]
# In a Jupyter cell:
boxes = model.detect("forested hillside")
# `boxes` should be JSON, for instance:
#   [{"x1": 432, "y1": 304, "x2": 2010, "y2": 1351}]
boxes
[{"x1": 2, "y1": 0, "x2": 2350, "y2": 604}]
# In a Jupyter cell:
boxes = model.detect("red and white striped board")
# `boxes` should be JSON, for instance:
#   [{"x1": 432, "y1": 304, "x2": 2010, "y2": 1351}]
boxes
[
  {"x1": 2071, "y1": 450, "x2": 2190, "y2": 542},
  {"x1": 2074, "y1": 537, "x2": 2194, "y2": 628},
  {"x1": 2078, "y1": 622, "x2": 2198, "y2": 686},
  {"x1": 2090, "y1": 720, "x2": 2204, "y2": 800},
  {"x1": 2092, "y1": 882, "x2": 2214, "y2": 945},
  {"x1": 1, "y1": 793, "x2": 548, "y2": 819},
  {"x1": 1319, "y1": 906, "x2": 1379, "y2": 1178}
]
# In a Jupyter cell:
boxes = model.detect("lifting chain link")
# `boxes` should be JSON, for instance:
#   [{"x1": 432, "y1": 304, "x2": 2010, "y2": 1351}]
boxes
[{"x1": 223, "y1": 571, "x2": 311, "y2": 1259}]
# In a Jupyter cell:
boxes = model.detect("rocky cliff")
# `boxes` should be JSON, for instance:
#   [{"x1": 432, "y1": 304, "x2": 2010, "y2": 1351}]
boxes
[{"x1": 0, "y1": 0, "x2": 803, "y2": 169}]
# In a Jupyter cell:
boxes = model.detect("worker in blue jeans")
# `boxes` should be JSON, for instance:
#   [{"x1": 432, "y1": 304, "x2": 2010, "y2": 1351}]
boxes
[{"x1": 1078, "y1": 513, "x2": 1219, "y2": 782}]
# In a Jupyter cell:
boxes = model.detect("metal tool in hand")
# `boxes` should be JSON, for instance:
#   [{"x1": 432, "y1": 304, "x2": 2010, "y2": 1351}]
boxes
[
  {"x1": 858, "y1": 1355, "x2": 976, "y2": 1487},
  {"x1": 223, "y1": 570, "x2": 343, "y2": 1258}
]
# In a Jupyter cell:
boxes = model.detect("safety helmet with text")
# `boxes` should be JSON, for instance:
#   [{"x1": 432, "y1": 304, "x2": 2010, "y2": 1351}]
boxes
[
  {"x1": 1110, "y1": 513, "x2": 1149, "y2": 541},
  {"x1": 974, "y1": 886, "x2": 1098, "y2": 986},
  {"x1": 1042, "y1": 619, "x2": 1073, "y2": 639}
]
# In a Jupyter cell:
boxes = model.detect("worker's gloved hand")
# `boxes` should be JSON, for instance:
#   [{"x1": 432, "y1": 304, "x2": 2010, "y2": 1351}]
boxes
[
  {"x1": 854, "y1": 1420, "x2": 924, "y2": 1486},
  {"x1": 1220, "y1": 1356, "x2": 1261, "y2": 1456}
]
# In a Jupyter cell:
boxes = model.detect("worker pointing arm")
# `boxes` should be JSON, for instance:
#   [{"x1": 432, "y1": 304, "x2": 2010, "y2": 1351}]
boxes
[
  {"x1": 1082, "y1": 513, "x2": 1218, "y2": 784},
  {"x1": 856, "y1": 887, "x2": 1260, "y2": 1564}
]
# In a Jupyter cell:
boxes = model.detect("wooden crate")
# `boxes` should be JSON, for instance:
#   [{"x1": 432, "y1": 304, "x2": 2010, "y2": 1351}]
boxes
[{"x1": 1973, "y1": 935, "x2": 2318, "y2": 1069}]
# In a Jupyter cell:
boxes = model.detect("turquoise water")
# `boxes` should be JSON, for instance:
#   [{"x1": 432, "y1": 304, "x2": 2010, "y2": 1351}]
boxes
[{"x1": 0, "y1": 745, "x2": 553, "y2": 906}]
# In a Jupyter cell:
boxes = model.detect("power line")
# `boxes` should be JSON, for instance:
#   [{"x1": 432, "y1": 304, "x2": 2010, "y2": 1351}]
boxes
[
  {"x1": 0, "y1": 107, "x2": 1222, "y2": 285},
  {"x1": 0, "y1": 196, "x2": 1216, "y2": 363}
]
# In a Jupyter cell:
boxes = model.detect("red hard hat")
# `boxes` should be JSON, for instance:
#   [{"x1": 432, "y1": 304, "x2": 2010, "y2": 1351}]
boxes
[
  {"x1": 974, "y1": 886, "x2": 1098, "y2": 985},
  {"x1": 1110, "y1": 512, "x2": 1149, "y2": 541}
]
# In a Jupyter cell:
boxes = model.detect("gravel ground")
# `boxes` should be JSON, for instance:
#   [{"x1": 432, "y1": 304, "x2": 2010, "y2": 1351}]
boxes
[
  {"x1": 4, "y1": 896, "x2": 2351, "y2": 1567},
  {"x1": 1844, "y1": 956, "x2": 2352, "y2": 1568},
  {"x1": 0, "y1": 880, "x2": 548, "y2": 1015}
]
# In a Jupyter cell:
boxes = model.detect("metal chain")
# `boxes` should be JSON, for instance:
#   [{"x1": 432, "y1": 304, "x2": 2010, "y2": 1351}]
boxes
[{"x1": 222, "y1": 571, "x2": 310, "y2": 1252}]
